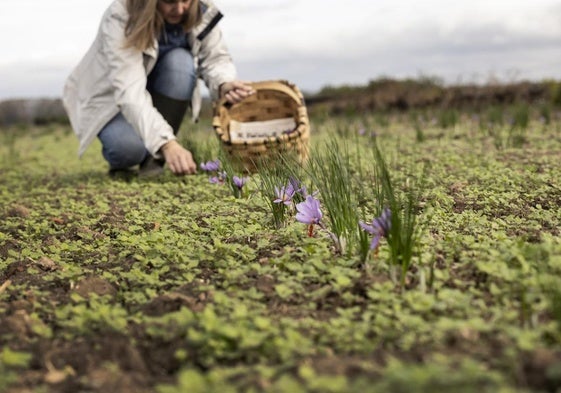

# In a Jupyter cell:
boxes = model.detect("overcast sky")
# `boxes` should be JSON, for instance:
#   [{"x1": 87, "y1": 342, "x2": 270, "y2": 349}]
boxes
[{"x1": 1, "y1": 0, "x2": 561, "y2": 100}]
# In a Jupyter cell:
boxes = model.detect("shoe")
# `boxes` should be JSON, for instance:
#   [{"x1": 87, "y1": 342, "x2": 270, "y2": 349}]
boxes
[
  {"x1": 138, "y1": 156, "x2": 165, "y2": 178},
  {"x1": 108, "y1": 167, "x2": 137, "y2": 181}
]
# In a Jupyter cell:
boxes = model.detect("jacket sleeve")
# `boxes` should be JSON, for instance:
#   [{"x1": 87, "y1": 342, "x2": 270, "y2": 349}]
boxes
[
  {"x1": 197, "y1": 25, "x2": 237, "y2": 100},
  {"x1": 100, "y1": 9, "x2": 176, "y2": 157}
]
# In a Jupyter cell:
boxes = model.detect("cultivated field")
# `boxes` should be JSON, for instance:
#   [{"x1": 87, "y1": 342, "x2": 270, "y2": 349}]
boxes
[{"x1": 1, "y1": 110, "x2": 561, "y2": 392}]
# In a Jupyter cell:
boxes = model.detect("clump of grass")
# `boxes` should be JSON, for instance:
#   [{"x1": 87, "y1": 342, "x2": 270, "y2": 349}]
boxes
[
  {"x1": 0, "y1": 126, "x2": 21, "y2": 165},
  {"x1": 409, "y1": 111, "x2": 426, "y2": 142},
  {"x1": 414, "y1": 121, "x2": 426, "y2": 143},
  {"x1": 375, "y1": 112, "x2": 390, "y2": 128},
  {"x1": 539, "y1": 103, "x2": 552, "y2": 125},
  {"x1": 216, "y1": 151, "x2": 242, "y2": 199},
  {"x1": 369, "y1": 140, "x2": 426, "y2": 288},
  {"x1": 306, "y1": 137, "x2": 361, "y2": 255},
  {"x1": 255, "y1": 151, "x2": 305, "y2": 228},
  {"x1": 507, "y1": 103, "x2": 529, "y2": 148},
  {"x1": 438, "y1": 109, "x2": 459, "y2": 129},
  {"x1": 485, "y1": 105, "x2": 505, "y2": 128}
]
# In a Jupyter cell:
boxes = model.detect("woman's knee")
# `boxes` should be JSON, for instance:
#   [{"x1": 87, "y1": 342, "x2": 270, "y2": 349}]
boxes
[
  {"x1": 149, "y1": 48, "x2": 196, "y2": 100},
  {"x1": 104, "y1": 140, "x2": 146, "y2": 169},
  {"x1": 98, "y1": 115, "x2": 147, "y2": 169}
]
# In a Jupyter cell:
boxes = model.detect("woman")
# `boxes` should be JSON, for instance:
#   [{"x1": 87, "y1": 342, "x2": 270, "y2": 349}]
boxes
[{"x1": 63, "y1": 0, "x2": 254, "y2": 177}]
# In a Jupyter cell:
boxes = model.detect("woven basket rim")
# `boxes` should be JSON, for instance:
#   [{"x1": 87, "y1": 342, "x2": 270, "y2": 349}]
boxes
[{"x1": 214, "y1": 80, "x2": 304, "y2": 109}]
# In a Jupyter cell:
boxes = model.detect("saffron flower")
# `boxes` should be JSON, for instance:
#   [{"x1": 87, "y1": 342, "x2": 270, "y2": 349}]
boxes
[
  {"x1": 299, "y1": 185, "x2": 320, "y2": 199},
  {"x1": 288, "y1": 177, "x2": 319, "y2": 199},
  {"x1": 360, "y1": 207, "x2": 391, "y2": 251},
  {"x1": 289, "y1": 176, "x2": 306, "y2": 195},
  {"x1": 200, "y1": 159, "x2": 221, "y2": 172},
  {"x1": 209, "y1": 171, "x2": 227, "y2": 185},
  {"x1": 295, "y1": 196, "x2": 322, "y2": 224},
  {"x1": 232, "y1": 175, "x2": 248, "y2": 190},
  {"x1": 273, "y1": 184, "x2": 296, "y2": 206},
  {"x1": 296, "y1": 195, "x2": 323, "y2": 237}
]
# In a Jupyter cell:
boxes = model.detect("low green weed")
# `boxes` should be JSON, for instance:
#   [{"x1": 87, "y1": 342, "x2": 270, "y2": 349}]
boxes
[{"x1": 1, "y1": 112, "x2": 561, "y2": 392}]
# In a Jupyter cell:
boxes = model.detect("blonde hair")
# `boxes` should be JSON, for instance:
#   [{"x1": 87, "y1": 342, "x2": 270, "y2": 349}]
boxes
[{"x1": 125, "y1": 0, "x2": 202, "y2": 51}]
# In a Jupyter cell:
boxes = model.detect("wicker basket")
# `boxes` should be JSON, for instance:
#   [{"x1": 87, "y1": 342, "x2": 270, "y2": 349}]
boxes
[{"x1": 213, "y1": 80, "x2": 310, "y2": 173}]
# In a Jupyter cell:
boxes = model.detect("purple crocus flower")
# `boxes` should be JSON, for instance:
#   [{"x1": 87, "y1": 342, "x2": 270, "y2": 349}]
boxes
[
  {"x1": 200, "y1": 159, "x2": 221, "y2": 172},
  {"x1": 288, "y1": 176, "x2": 302, "y2": 193},
  {"x1": 273, "y1": 184, "x2": 296, "y2": 206},
  {"x1": 296, "y1": 195, "x2": 322, "y2": 225},
  {"x1": 232, "y1": 175, "x2": 248, "y2": 190},
  {"x1": 209, "y1": 171, "x2": 227, "y2": 185},
  {"x1": 299, "y1": 185, "x2": 320, "y2": 199},
  {"x1": 359, "y1": 208, "x2": 391, "y2": 251},
  {"x1": 287, "y1": 177, "x2": 319, "y2": 199}
]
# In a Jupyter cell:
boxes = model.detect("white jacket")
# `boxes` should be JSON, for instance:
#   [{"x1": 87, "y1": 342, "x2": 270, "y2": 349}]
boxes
[{"x1": 63, "y1": 0, "x2": 236, "y2": 157}]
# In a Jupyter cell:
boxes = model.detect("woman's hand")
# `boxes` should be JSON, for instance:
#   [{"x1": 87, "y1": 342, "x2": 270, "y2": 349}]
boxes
[
  {"x1": 160, "y1": 140, "x2": 197, "y2": 175},
  {"x1": 220, "y1": 81, "x2": 255, "y2": 104}
]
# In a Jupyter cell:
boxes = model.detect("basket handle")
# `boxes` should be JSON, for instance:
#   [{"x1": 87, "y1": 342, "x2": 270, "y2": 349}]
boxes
[
  {"x1": 250, "y1": 80, "x2": 304, "y2": 105},
  {"x1": 216, "y1": 80, "x2": 304, "y2": 109}
]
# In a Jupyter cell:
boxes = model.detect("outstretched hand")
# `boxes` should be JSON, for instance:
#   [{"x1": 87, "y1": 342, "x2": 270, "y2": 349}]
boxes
[
  {"x1": 160, "y1": 140, "x2": 197, "y2": 175},
  {"x1": 220, "y1": 80, "x2": 255, "y2": 104}
]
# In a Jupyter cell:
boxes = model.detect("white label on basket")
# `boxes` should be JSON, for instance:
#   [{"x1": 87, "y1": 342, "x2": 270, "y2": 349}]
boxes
[{"x1": 229, "y1": 118, "x2": 296, "y2": 142}]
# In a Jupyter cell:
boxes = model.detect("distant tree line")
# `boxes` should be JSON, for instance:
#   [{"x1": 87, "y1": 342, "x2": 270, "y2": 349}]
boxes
[
  {"x1": 0, "y1": 98, "x2": 68, "y2": 127},
  {"x1": 2, "y1": 78, "x2": 561, "y2": 126},
  {"x1": 305, "y1": 77, "x2": 561, "y2": 115}
]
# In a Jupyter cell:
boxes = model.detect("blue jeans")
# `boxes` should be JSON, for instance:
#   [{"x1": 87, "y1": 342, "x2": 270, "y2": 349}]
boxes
[{"x1": 98, "y1": 48, "x2": 196, "y2": 169}]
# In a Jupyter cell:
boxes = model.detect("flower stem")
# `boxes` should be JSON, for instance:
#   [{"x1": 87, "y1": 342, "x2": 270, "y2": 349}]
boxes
[{"x1": 307, "y1": 224, "x2": 314, "y2": 237}]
